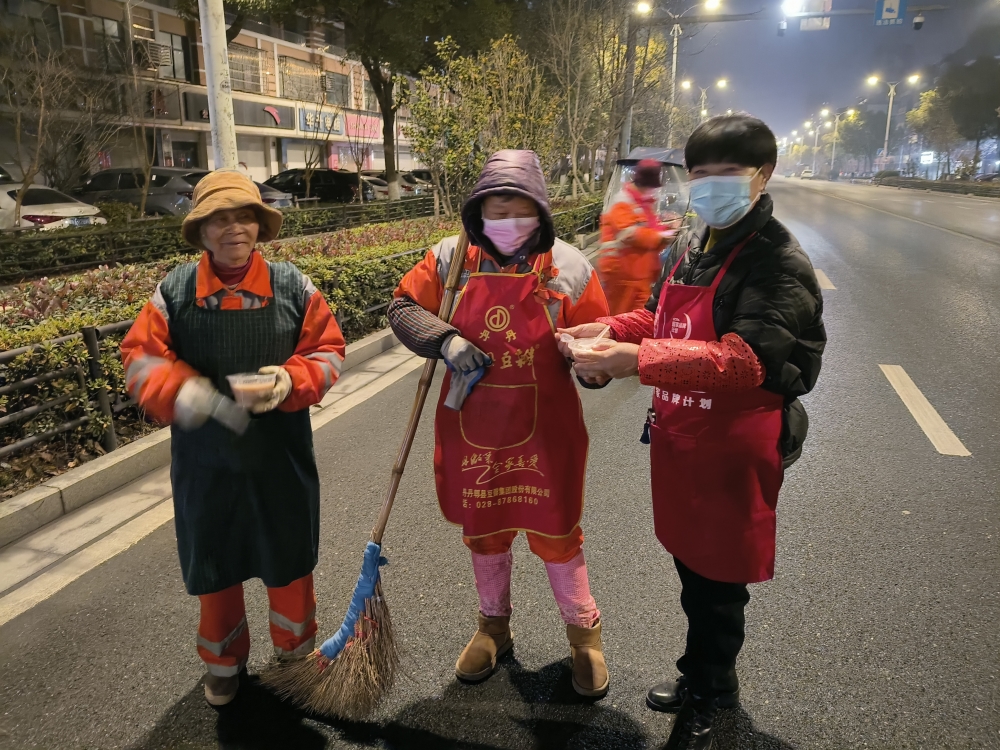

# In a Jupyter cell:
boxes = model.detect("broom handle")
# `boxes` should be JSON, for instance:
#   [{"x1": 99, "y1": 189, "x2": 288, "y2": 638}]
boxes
[{"x1": 371, "y1": 229, "x2": 470, "y2": 544}]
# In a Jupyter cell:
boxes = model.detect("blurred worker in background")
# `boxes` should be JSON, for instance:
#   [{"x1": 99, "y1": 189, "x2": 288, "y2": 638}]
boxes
[{"x1": 597, "y1": 158, "x2": 678, "y2": 315}]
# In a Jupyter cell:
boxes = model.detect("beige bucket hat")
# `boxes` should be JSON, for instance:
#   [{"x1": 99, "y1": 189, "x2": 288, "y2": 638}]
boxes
[{"x1": 181, "y1": 169, "x2": 283, "y2": 250}]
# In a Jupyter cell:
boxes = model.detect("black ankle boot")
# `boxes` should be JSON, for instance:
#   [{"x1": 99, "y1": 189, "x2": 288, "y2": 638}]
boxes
[
  {"x1": 647, "y1": 676, "x2": 739, "y2": 714},
  {"x1": 664, "y1": 696, "x2": 718, "y2": 750}
]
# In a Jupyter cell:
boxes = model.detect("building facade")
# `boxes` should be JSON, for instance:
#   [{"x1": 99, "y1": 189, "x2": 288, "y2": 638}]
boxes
[{"x1": 0, "y1": 0, "x2": 418, "y2": 184}]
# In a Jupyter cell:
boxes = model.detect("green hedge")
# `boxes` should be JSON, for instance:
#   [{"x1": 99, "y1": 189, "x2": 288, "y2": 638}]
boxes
[{"x1": 0, "y1": 196, "x2": 435, "y2": 283}]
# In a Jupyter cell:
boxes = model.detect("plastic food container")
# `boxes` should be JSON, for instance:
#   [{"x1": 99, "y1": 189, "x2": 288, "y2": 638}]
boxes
[
  {"x1": 565, "y1": 336, "x2": 613, "y2": 357},
  {"x1": 226, "y1": 372, "x2": 276, "y2": 408}
]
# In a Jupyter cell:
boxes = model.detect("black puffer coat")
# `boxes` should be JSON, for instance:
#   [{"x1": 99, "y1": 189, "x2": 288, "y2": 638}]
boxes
[{"x1": 651, "y1": 194, "x2": 825, "y2": 465}]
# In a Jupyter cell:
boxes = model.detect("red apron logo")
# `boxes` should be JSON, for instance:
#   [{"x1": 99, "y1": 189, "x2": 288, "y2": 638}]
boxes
[{"x1": 669, "y1": 313, "x2": 692, "y2": 340}]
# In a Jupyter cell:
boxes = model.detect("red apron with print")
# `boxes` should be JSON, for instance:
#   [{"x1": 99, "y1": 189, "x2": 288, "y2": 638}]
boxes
[
  {"x1": 434, "y1": 249, "x2": 587, "y2": 539},
  {"x1": 649, "y1": 237, "x2": 784, "y2": 583}
]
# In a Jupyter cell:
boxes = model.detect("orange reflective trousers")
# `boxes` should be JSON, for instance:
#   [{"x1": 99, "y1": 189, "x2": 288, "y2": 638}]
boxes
[{"x1": 196, "y1": 574, "x2": 317, "y2": 676}]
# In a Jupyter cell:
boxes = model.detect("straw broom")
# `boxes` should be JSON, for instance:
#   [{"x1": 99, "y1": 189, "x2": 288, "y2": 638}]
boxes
[{"x1": 263, "y1": 229, "x2": 471, "y2": 720}]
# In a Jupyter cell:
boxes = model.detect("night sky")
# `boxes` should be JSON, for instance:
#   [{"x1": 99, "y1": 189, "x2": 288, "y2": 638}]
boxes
[{"x1": 672, "y1": 0, "x2": 1000, "y2": 137}]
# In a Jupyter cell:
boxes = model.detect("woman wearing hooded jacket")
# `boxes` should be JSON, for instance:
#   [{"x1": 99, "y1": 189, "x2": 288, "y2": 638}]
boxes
[
  {"x1": 387, "y1": 150, "x2": 612, "y2": 697},
  {"x1": 561, "y1": 115, "x2": 826, "y2": 749}
]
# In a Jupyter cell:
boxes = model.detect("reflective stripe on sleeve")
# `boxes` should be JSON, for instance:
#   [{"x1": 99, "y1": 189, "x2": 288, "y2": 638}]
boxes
[
  {"x1": 124, "y1": 354, "x2": 169, "y2": 398},
  {"x1": 616, "y1": 225, "x2": 639, "y2": 243},
  {"x1": 151, "y1": 284, "x2": 169, "y2": 321},
  {"x1": 197, "y1": 615, "x2": 247, "y2": 657},
  {"x1": 300, "y1": 275, "x2": 319, "y2": 308},
  {"x1": 305, "y1": 350, "x2": 344, "y2": 376}
]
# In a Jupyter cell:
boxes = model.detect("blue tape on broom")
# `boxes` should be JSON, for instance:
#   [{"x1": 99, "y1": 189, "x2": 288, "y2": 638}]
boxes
[{"x1": 318, "y1": 540, "x2": 386, "y2": 660}]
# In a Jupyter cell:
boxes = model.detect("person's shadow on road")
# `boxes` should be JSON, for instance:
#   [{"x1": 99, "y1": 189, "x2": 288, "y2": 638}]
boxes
[
  {"x1": 128, "y1": 657, "x2": 797, "y2": 750},
  {"x1": 326, "y1": 655, "x2": 649, "y2": 749}
]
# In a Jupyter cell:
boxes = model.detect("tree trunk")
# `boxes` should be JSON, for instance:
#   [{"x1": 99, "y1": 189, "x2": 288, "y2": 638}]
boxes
[
  {"x1": 363, "y1": 61, "x2": 400, "y2": 201},
  {"x1": 15, "y1": 98, "x2": 47, "y2": 227},
  {"x1": 225, "y1": 11, "x2": 246, "y2": 44}
]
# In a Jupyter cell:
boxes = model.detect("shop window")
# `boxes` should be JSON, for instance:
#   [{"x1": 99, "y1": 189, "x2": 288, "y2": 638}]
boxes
[
  {"x1": 323, "y1": 24, "x2": 346, "y2": 57},
  {"x1": 172, "y1": 142, "x2": 199, "y2": 169},
  {"x1": 90, "y1": 17, "x2": 125, "y2": 71},
  {"x1": 155, "y1": 31, "x2": 188, "y2": 81},
  {"x1": 2, "y1": 0, "x2": 61, "y2": 50},
  {"x1": 130, "y1": 6, "x2": 155, "y2": 41},
  {"x1": 323, "y1": 72, "x2": 350, "y2": 108},
  {"x1": 229, "y1": 43, "x2": 266, "y2": 93},
  {"x1": 363, "y1": 80, "x2": 378, "y2": 111},
  {"x1": 280, "y1": 56, "x2": 321, "y2": 103},
  {"x1": 280, "y1": 15, "x2": 309, "y2": 45}
]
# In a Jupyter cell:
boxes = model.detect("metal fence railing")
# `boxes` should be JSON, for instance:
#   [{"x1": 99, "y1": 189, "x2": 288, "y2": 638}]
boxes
[
  {"x1": 0, "y1": 201, "x2": 602, "y2": 463},
  {"x1": 0, "y1": 320, "x2": 133, "y2": 460}
]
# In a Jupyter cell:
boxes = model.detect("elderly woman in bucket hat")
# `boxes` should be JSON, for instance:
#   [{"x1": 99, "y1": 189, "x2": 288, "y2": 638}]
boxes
[{"x1": 121, "y1": 170, "x2": 346, "y2": 707}]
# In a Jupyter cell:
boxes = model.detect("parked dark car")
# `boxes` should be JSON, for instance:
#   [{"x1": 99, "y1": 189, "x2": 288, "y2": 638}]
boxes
[
  {"x1": 264, "y1": 168, "x2": 374, "y2": 204},
  {"x1": 974, "y1": 173, "x2": 998, "y2": 183},
  {"x1": 74, "y1": 168, "x2": 207, "y2": 216},
  {"x1": 0, "y1": 164, "x2": 13, "y2": 183}
]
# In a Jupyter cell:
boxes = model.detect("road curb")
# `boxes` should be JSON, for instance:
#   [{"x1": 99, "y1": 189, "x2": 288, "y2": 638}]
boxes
[{"x1": 0, "y1": 327, "x2": 399, "y2": 551}]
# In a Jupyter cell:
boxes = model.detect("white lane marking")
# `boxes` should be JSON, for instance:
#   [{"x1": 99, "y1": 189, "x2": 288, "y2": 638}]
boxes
[
  {"x1": 0, "y1": 351, "x2": 423, "y2": 625},
  {"x1": 814, "y1": 269, "x2": 836, "y2": 290},
  {"x1": 879, "y1": 365, "x2": 971, "y2": 457},
  {"x1": 0, "y1": 499, "x2": 174, "y2": 628}
]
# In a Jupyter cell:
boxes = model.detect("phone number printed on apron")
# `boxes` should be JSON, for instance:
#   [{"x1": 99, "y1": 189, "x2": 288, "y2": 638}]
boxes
[{"x1": 462, "y1": 484, "x2": 551, "y2": 509}]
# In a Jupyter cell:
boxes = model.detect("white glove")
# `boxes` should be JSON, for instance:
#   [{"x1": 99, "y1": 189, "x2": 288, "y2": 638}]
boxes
[
  {"x1": 441, "y1": 335, "x2": 491, "y2": 373},
  {"x1": 251, "y1": 366, "x2": 292, "y2": 413},
  {"x1": 174, "y1": 377, "x2": 250, "y2": 434},
  {"x1": 174, "y1": 377, "x2": 217, "y2": 429}
]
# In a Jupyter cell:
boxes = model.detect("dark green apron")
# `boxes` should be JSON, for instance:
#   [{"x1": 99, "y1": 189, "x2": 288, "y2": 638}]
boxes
[{"x1": 160, "y1": 260, "x2": 320, "y2": 596}]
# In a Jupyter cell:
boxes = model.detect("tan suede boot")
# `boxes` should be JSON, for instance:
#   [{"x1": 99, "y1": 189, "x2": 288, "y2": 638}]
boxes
[
  {"x1": 455, "y1": 613, "x2": 513, "y2": 682},
  {"x1": 567, "y1": 618, "x2": 609, "y2": 697}
]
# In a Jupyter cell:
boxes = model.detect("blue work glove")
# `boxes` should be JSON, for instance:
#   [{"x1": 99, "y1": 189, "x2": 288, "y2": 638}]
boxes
[
  {"x1": 444, "y1": 363, "x2": 488, "y2": 410},
  {"x1": 441, "y1": 335, "x2": 491, "y2": 411}
]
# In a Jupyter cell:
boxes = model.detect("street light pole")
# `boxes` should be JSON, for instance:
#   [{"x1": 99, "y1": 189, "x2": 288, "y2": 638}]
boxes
[
  {"x1": 882, "y1": 82, "x2": 897, "y2": 171},
  {"x1": 198, "y1": 0, "x2": 238, "y2": 169},
  {"x1": 667, "y1": 23, "x2": 681, "y2": 148},
  {"x1": 811, "y1": 128, "x2": 820, "y2": 172},
  {"x1": 619, "y1": 12, "x2": 639, "y2": 159}
]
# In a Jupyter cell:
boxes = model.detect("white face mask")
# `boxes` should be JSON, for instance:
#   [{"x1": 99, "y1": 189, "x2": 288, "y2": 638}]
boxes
[
  {"x1": 688, "y1": 169, "x2": 763, "y2": 229},
  {"x1": 481, "y1": 216, "x2": 540, "y2": 256}
]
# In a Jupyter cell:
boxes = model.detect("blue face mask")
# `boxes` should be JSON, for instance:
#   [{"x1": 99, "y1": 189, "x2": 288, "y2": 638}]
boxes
[{"x1": 688, "y1": 170, "x2": 762, "y2": 229}]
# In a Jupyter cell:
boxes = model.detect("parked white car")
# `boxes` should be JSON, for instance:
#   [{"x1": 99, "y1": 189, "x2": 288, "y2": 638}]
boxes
[
  {"x1": 0, "y1": 186, "x2": 107, "y2": 231},
  {"x1": 363, "y1": 176, "x2": 390, "y2": 200},
  {"x1": 800, "y1": 167, "x2": 814, "y2": 179}
]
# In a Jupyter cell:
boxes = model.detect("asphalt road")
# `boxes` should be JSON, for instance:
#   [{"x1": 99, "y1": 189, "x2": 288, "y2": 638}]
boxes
[
  {"x1": 1, "y1": 180, "x2": 998, "y2": 750},
  {"x1": 787, "y1": 176, "x2": 1000, "y2": 246}
]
